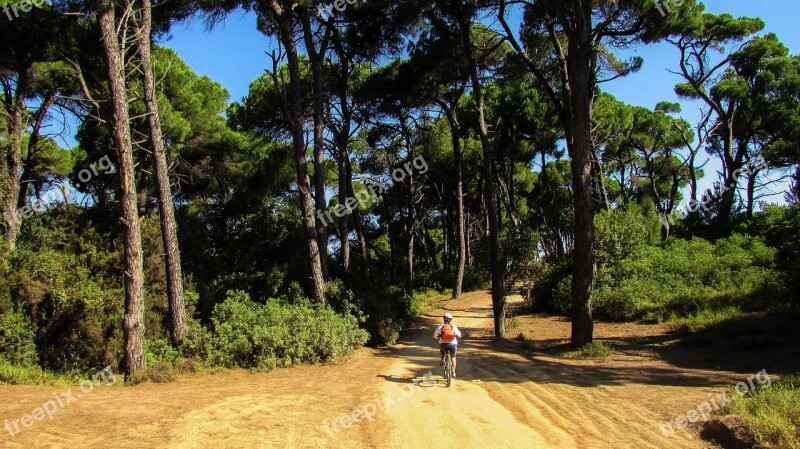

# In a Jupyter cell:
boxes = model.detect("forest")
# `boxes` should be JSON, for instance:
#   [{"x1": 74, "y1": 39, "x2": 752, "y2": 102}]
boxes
[{"x1": 1, "y1": 1, "x2": 800, "y2": 444}]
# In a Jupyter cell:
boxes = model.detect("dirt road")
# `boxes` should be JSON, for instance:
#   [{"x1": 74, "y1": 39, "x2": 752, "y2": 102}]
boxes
[{"x1": 1, "y1": 291, "x2": 736, "y2": 448}]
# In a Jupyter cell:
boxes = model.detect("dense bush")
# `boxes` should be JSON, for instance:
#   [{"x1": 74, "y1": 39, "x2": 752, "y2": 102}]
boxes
[
  {"x1": 551, "y1": 274, "x2": 573, "y2": 316},
  {"x1": 747, "y1": 204, "x2": 800, "y2": 299},
  {"x1": 594, "y1": 235, "x2": 777, "y2": 321},
  {"x1": 0, "y1": 311, "x2": 38, "y2": 367},
  {"x1": 323, "y1": 277, "x2": 431, "y2": 346},
  {"x1": 0, "y1": 204, "x2": 426, "y2": 376},
  {"x1": 205, "y1": 290, "x2": 369, "y2": 369},
  {"x1": 0, "y1": 208, "x2": 207, "y2": 373},
  {"x1": 145, "y1": 339, "x2": 182, "y2": 367},
  {"x1": 593, "y1": 204, "x2": 658, "y2": 269},
  {"x1": 528, "y1": 259, "x2": 572, "y2": 314},
  {"x1": 4, "y1": 246, "x2": 124, "y2": 370},
  {"x1": 537, "y1": 206, "x2": 782, "y2": 322},
  {"x1": 351, "y1": 285, "x2": 412, "y2": 346}
]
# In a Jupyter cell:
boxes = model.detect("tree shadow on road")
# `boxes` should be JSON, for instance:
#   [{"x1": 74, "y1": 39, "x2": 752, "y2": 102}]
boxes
[{"x1": 374, "y1": 294, "x2": 800, "y2": 391}]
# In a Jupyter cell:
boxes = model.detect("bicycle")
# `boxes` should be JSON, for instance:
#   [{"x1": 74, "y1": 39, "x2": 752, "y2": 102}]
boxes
[{"x1": 443, "y1": 347, "x2": 453, "y2": 388}]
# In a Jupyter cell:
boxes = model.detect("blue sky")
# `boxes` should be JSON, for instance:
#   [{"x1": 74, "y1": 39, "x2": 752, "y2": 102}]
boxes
[
  {"x1": 154, "y1": 1, "x2": 799, "y2": 205},
  {"x1": 158, "y1": 1, "x2": 800, "y2": 108},
  {"x1": 603, "y1": 1, "x2": 800, "y2": 114}
]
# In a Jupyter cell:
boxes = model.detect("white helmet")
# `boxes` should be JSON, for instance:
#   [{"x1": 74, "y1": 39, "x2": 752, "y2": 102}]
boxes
[{"x1": 443, "y1": 313, "x2": 453, "y2": 321}]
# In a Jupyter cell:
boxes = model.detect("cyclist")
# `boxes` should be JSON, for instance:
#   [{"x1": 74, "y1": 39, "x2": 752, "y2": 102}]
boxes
[{"x1": 433, "y1": 313, "x2": 462, "y2": 377}]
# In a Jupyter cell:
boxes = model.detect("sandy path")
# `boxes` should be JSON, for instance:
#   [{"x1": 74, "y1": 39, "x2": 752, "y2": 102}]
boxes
[
  {"x1": 376, "y1": 293, "x2": 573, "y2": 449},
  {"x1": 374, "y1": 292, "x2": 712, "y2": 449},
  {"x1": 0, "y1": 291, "x2": 727, "y2": 448}
]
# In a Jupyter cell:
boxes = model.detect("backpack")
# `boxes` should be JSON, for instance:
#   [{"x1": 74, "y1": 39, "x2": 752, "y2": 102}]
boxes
[{"x1": 440, "y1": 323, "x2": 456, "y2": 343}]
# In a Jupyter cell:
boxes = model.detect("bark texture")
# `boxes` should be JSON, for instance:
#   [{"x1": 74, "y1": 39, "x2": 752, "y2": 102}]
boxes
[
  {"x1": 98, "y1": 0, "x2": 146, "y2": 377},
  {"x1": 134, "y1": 0, "x2": 187, "y2": 347}
]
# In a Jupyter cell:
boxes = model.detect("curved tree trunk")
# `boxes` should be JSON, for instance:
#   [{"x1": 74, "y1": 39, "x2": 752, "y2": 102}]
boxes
[
  {"x1": 457, "y1": 13, "x2": 504, "y2": 337},
  {"x1": 301, "y1": 10, "x2": 329, "y2": 279},
  {"x1": 98, "y1": 0, "x2": 146, "y2": 378},
  {"x1": 445, "y1": 108, "x2": 466, "y2": 299},
  {"x1": 277, "y1": 9, "x2": 326, "y2": 304},
  {"x1": 134, "y1": 0, "x2": 187, "y2": 347}
]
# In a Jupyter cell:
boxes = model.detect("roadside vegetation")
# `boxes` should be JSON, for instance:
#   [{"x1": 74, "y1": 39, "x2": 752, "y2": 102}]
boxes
[{"x1": 720, "y1": 374, "x2": 800, "y2": 449}]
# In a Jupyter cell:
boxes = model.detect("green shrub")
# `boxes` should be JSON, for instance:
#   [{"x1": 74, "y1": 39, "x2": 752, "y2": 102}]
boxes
[
  {"x1": 206, "y1": 290, "x2": 369, "y2": 369},
  {"x1": 525, "y1": 258, "x2": 572, "y2": 315},
  {"x1": 593, "y1": 233, "x2": 778, "y2": 322},
  {"x1": 0, "y1": 311, "x2": 39, "y2": 367},
  {"x1": 594, "y1": 281, "x2": 660, "y2": 321},
  {"x1": 669, "y1": 305, "x2": 742, "y2": 332},
  {"x1": 324, "y1": 279, "x2": 365, "y2": 320},
  {"x1": 145, "y1": 339, "x2": 181, "y2": 367},
  {"x1": 411, "y1": 289, "x2": 449, "y2": 317},
  {"x1": 372, "y1": 317, "x2": 402, "y2": 346},
  {"x1": 179, "y1": 319, "x2": 212, "y2": 359},
  {"x1": 5, "y1": 243, "x2": 124, "y2": 371},
  {"x1": 594, "y1": 205, "x2": 657, "y2": 270},
  {"x1": 747, "y1": 204, "x2": 800, "y2": 298},
  {"x1": 531, "y1": 226, "x2": 780, "y2": 323},
  {"x1": 722, "y1": 373, "x2": 800, "y2": 449},
  {"x1": 551, "y1": 275, "x2": 573, "y2": 316}
]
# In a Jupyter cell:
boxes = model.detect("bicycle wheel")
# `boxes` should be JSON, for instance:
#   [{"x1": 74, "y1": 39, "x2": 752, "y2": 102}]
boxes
[{"x1": 444, "y1": 351, "x2": 452, "y2": 388}]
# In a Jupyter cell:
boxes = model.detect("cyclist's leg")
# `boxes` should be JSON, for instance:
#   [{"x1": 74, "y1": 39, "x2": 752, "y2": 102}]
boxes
[
  {"x1": 449, "y1": 343, "x2": 458, "y2": 375},
  {"x1": 438, "y1": 344, "x2": 446, "y2": 365}
]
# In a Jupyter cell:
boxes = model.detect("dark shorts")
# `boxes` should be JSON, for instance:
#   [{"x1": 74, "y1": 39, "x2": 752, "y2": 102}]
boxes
[{"x1": 439, "y1": 342, "x2": 457, "y2": 356}]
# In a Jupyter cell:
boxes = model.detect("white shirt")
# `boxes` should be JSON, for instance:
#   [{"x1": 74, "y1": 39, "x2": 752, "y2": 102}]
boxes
[{"x1": 433, "y1": 323, "x2": 462, "y2": 345}]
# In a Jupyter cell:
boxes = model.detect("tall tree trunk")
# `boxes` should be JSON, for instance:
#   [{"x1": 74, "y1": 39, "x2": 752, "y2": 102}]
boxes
[
  {"x1": 465, "y1": 211, "x2": 471, "y2": 266},
  {"x1": 565, "y1": 3, "x2": 595, "y2": 348},
  {"x1": 716, "y1": 124, "x2": 743, "y2": 233},
  {"x1": 423, "y1": 226, "x2": 439, "y2": 271},
  {"x1": 337, "y1": 144, "x2": 350, "y2": 273},
  {"x1": 458, "y1": 13, "x2": 504, "y2": 337},
  {"x1": 134, "y1": 0, "x2": 187, "y2": 347},
  {"x1": 332, "y1": 35, "x2": 352, "y2": 275},
  {"x1": 689, "y1": 148, "x2": 699, "y2": 204},
  {"x1": 405, "y1": 220, "x2": 415, "y2": 294},
  {"x1": 591, "y1": 147, "x2": 609, "y2": 210},
  {"x1": 345, "y1": 156, "x2": 368, "y2": 265},
  {"x1": 442, "y1": 205, "x2": 450, "y2": 271},
  {"x1": 278, "y1": 11, "x2": 326, "y2": 304},
  {"x1": 2, "y1": 82, "x2": 25, "y2": 251},
  {"x1": 405, "y1": 166, "x2": 415, "y2": 295},
  {"x1": 746, "y1": 169, "x2": 757, "y2": 219},
  {"x1": 389, "y1": 220, "x2": 397, "y2": 284},
  {"x1": 445, "y1": 108, "x2": 466, "y2": 299},
  {"x1": 98, "y1": 0, "x2": 146, "y2": 377},
  {"x1": 301, "y1": 10, "x2": 329, "y2": 279}
]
